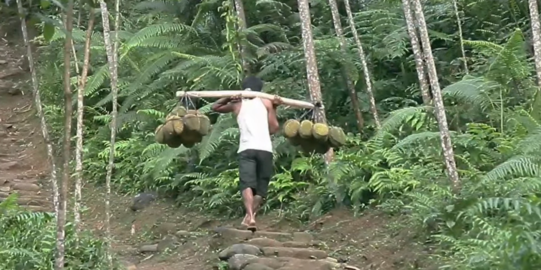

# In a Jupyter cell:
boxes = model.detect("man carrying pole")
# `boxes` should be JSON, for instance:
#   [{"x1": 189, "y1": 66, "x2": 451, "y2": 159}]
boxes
[{"x1": 211, "y1": 76, "x2": 281, "y2": 231}]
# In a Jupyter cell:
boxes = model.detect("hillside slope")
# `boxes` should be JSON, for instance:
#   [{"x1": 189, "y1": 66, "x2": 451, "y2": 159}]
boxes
[{"x1": 0, "y1": 19, "x2": 433, "y2": 270}]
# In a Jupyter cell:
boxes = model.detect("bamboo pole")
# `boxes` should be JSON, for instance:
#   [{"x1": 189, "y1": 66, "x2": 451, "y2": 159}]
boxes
[{"x1": 176, "y1": 90, "x2": 316, "y2": 109}]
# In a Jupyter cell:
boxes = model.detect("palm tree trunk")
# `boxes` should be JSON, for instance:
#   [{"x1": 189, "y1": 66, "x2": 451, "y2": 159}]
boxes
[
  {"x1": 410, "y1": 0, "x2": 460, "y2": 191},
  {"x1": 74, "y1": 8, "x2": 95, "y2": 234},
  {"x1": 328, "y1": 0, "x2": 364, "y2": 132},
  {"x1": 343, "y1": 0, "x2": 381, "y2": 129},
  {"x1": 401, "y1": 0, "x2": 431, "y2": 105},
  {"x1": 99, "y1": 0, "x2": 120, "y2": 266}
]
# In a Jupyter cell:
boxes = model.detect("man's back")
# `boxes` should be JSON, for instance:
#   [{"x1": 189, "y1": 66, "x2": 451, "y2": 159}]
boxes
[
  {"x1": 236, "y1": 98, "x2": 272, "y2": 153},
  {"x1": 210, "y1": 75, "x2": 281, "y2": 231}
]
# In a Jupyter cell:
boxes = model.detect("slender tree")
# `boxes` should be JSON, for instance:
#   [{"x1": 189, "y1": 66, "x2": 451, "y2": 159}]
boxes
[
  {"x1": 453, "y1": 0, "x2": 468, "y2": 74},
  {"x1": 409, "y1": 0, "x2": 461, "y2": 190},
  {"x1": 15, "y1": 0, "x2": 60, "y2": 221},
  {"x1": 297, "y1": 0, "x2": 344, "y2": 205},
  {"x1": 296, "y1": 0, "x2": 330, "y2": 144},
  {"x1": 233, "y1": 0, "x2": 249, "y2": 74},
  {"x1": 113, "y1": 0, "x2": 120, "y2": 64},
  {"x1": 343, "y1": 0, "x2": 381, "y2": 129},
  {"x1": 74, "y1": 7, "x2": 96, "y2": 233},
  {"x1": 327, "y1": 0, "x2": 365, "y2": 132},
  {"x1": 528, "y1": 0, "x2": 541, "y2": 86},
  {"x1": 56, "y1": 0, "x2": 76, "y2": 268},
  {"x1": 401, "y1": 0, "x2": 431, "y2": 105},
  {"x1": 99, "y1": 0, "x2": 120, "y2": 265}
]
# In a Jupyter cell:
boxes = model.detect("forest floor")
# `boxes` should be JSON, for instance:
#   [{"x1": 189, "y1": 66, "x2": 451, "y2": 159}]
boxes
[
  {"x1": 80, "y1": 187, "x2": 435, "y2": 270},
  {"x1": 0, "y1": 19, "x2": 436, "y2": 270}
]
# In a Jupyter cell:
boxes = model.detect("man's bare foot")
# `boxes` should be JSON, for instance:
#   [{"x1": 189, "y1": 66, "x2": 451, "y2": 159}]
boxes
[
  {"x1": 241, "y1": 214, "x2": 250, "y2": 227},
  {"x1": 247, "y1": 219, "x2": 257, "y2": 232},
  {"x1": 241, "y1": 214, "x2": 257, "y2": 231}
]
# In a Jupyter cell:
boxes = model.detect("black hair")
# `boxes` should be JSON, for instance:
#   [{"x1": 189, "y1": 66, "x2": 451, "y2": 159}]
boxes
[{"x1": 241, "y1": 76, "x2": 264, "y2": 92}]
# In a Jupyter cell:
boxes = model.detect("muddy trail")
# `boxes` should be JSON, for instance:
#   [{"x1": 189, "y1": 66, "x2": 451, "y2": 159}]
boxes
[
  {"x1": 0, "y1": 21, "x2": 434, "y2": 270},
  {"x1": 0, "y1": 27, "x2": 52, "y2": 213}
]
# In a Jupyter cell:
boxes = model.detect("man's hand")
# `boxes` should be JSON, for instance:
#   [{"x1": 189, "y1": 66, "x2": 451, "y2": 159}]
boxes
[
  {"x1": 272, "y1": 95, "x2": 282, "y2": 107},
  {"x1": 230, "y1": 94, "x2": 242, "y2": 103}
]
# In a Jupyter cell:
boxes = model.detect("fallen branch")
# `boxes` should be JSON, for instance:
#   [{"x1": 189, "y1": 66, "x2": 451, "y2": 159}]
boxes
[{"x1": 176, "y1": 90, "x2": 316, "y2": 109}]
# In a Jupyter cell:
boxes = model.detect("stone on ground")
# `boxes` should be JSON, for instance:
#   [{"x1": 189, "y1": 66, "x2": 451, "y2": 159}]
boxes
[
  {"x1": 219, "y1": 243, "x2": 262, "y2": 260},
  {"x1": 215, "y1": 227, "x2": 354, "y2": 270}
]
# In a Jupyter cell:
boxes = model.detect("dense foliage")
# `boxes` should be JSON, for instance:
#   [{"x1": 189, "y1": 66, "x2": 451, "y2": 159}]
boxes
[
  {"x1": 0, "y1": 195, "x2": 116, "y2": 270},
  {"x1": 4, "y1": 0, "x2": 541, "y2": 269}
]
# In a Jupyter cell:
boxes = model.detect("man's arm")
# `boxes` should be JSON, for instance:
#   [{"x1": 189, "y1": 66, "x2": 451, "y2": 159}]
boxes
[
  {"x1": 263, "y1": 99, "x2": 280, "y2": 134},
  {"x1": 212, "y1": 97, "x2": 235, "y2": 113}
]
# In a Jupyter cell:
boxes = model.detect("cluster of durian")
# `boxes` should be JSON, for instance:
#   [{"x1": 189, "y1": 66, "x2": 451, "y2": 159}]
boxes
[
  {"x1": 154, "y1": 106, "x2": 211, "y2": 148},
  {"x1": 283, "y1": 119, "x2": 346, "y2": 154}
]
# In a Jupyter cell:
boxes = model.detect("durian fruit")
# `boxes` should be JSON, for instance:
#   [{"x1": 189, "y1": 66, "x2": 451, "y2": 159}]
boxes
[
  {"x1": 298, "y1": 120, "x2": 314, "y2": 139},
  {"x1": 170, "y1": 106, "x2": 187, "y2": 117},
  {"x1": 287, "y1": 135, "x2": 303, "y2": 146},
  {"x1": 181, "y1": 130, "x2": 202, "y2": 145},
  {"x1": 155, "y1": 124, "x2": 166, "y2": 144},
  {"x1": 315, "y1": 142, "x2": 331, "y2": 154},
  {"x1": 166, "y1": 136, "x2": 183, "y2": 148},
  {"x1": 183, "y1": 113, "x2": 201, "y2": 132},
  {"x1": 183, "y1": 141, "x2": 195, "y2": 148},
  {"x1": 328, "y1": 126, "x2": 347, "y2": 148},
  {"x1": 198, "y1": 114, "x2": 211, "y2": 136},
  {"x1": 283, "y1": 119, "x2": 301, "y2": 139},
  {"x1": 311, "y1": 123, "x2": 329, "y2": 142},
  {"x1": 298, "y1": 138, "x2": 317, "y2": 154},
  {"x1": 165, "y1": 115, "x2": 184, "y2": 136},
  {"x1": 161, "y1": 120, "x2": 177, "y2": 144}
]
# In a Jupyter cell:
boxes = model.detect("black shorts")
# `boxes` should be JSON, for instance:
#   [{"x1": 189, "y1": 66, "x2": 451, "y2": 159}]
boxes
[{"x1": 238, "y1": 149, "x2": 274, "y2": 198}]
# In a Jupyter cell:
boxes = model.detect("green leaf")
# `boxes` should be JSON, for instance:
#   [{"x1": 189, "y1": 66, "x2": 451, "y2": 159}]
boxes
[
  {"x1": 43, "y1": 23, "x2": 55, "y2": 42},
  {"x1": 40, "y1": 0, "x2": 51, "y2": 9}
]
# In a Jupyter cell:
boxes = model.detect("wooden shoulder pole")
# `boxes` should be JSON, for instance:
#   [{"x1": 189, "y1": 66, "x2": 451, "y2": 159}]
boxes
[{"x1": 176, "y1": 90, "x2": 315, "y2": 109}]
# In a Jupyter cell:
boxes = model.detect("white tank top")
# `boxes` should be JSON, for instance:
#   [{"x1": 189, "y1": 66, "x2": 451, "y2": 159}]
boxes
[{"x1": 237, "y1": 98, "x2": 273, "y2": 153}]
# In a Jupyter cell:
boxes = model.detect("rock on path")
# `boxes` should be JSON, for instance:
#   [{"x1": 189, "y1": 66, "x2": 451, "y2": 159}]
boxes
[
  {"x1": 0, "y1": 34, "x2": 52, "y2": 212},
  {"x1": 214, "y1": 227, "x2": 360, "y2": 270}
]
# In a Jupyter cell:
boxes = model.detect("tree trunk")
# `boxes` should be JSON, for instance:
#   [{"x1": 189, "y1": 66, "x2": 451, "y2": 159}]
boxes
[
  {"x1": 57, "y1": 0, "x2": 75, "y2": 268},
  {"x1": 343, "y1": 0, "x2": 381, "y2": 129},
  {"x1": 410, "y1": 0, "x2": 461, "y2": 191},
  {"x1": 401, "y1": 0, "x2": 431, "y2": 105},
  {"x1": 529, "y1": 0, "x2": 541, "y2": 86},
  {"x1": 233, "y1": 0, "x2": 250, "y2": 74},
  {"x1": 74, "y1": 8, "x2": 95, "y2": 234},
  {"x1": 327, "y1": 0, "x2": 364, "y2": 132},
  {"x1": 113, "y1": 0, "x2": 121, "y2": 65},
  {"x1": 16, "y1": 0, "x2": 61, "y2": 228},
  {"x1": 297, "y1": 0, "x2": 342, "y2": 204},
  {"x1": 99, "y1": 0, "x2": 119, "y2": 266},
  {"x1": 453, "y1": 0, "x2": 468, "y2": 74},
  {"x1": 296, "y1": 0, "x2": 332, "y2": 158}
]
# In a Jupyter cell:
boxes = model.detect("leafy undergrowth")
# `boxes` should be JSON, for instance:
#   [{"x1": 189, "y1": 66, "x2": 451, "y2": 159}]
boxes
[
  {"x1": 0, "y1": 195, "x2": 115, "y2": 270},
  {"x1": 81, "y1": 185, "x2": 434, "y2": 270}
]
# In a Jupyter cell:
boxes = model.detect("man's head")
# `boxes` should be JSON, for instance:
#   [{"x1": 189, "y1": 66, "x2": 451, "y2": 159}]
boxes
[{"x1": 242, "y1": 76, "x2": 264, "y2": 92}]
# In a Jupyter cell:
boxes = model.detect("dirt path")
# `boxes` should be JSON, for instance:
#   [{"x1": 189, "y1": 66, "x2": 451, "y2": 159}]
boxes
[
  {"x1": 85, "y1": 190, "x2": 365, "y2": 270},
  {"x1": 0, "y1": 33, "x2": 52, "y2": 212},
  {"x1": 79, "y1": 185, "x2": 432, "y2": 270}
]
